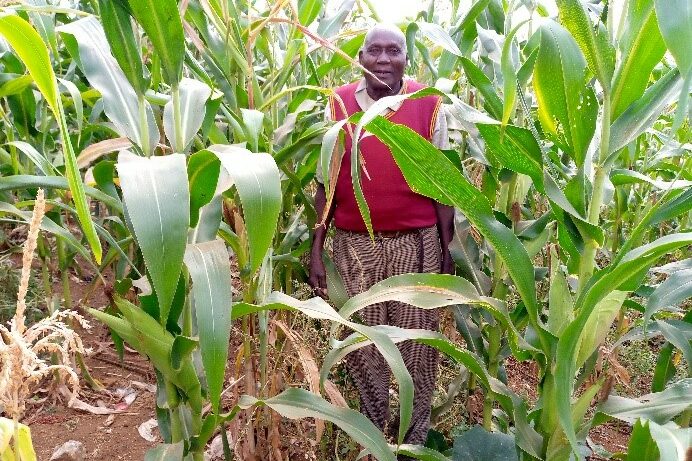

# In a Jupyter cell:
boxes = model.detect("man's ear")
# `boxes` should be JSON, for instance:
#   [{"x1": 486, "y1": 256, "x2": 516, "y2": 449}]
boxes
[{"x1": 358, "y1": 49, "x2": 363, "y2": 63}]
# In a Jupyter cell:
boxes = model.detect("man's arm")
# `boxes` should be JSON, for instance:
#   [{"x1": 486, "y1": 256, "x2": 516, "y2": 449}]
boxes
[
  {"x1": 432, "y1": 102, "x2": 454, "y2": 274},
  {"x1": 435, "y1": 203, "x2": 455, "y2": 274},
  {"x1": 309, "y1": 183, "x2": 335, "y2": 298}
]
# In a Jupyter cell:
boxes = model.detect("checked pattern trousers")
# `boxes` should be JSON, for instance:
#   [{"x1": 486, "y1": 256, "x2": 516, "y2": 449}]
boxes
[{"x1": 333, "y1": 226, "x2": 441, "y2": 445}]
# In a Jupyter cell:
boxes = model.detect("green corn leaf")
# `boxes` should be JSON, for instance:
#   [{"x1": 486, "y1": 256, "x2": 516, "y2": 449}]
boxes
[
  {"x1": 651, "y1": 343, "x2": 677, "y2": 393},
  {"x1": 57, "y1": 78, "x2": 84, "y2": 137},
  {"x1": 545, "y1": 377, "x2": 604, "y2": 458},
  {"x1": 626, "y1": 420, "x2": 660, "y2": 461},
  {"x1": 163, "y1": 78, "x2": 212, "y2": 153},
  {"x1": 239, "y1": 109, "x2": 265, "y2": 153},
  {"x1": 364, "y1": 115, "x2": 548, "y2": 351},
  {"x1": 57, "y1": 17, "x2": 159, "y2": 156},
  {"x1": 610, "y1": 169, "x2": 692, "y2": 190},
  {"x1": 338, "y1": 273, "x2": 534, "y2": 358},
  {"x1": 113, "y1": 297, "x2": 203, "y2": 411},
  {"x1": 454, "y1": 0, "x2": 492, "y2": 33},
  {"x1": 323, "y1": 252, "x2": 349, "y2": 310},
  {"x1": 183, "y1": 239, "x2": 233, "y2": 414},
  {"x1": 117, "y1": 151, "x2": 189, "y2": 325},
  {"x1": 416, "y1": 22, "x2": 463, "y2": 57},
  {"x1": 0, "y1": 74, "x2": 33, "y2": 98},
  {"x1": 125, "y1": 0, "x2": 184, "y2": 85},
  {"x1": 609, "y1": 67, "x2": 682, "y2": 156},
  {"x1": 655, "y1": 0, "x2": 692, "y2": 76},
  {"x1": 0, "y1": 13, "x2": 102, "y2": 264},
  {"x1": 88, "y1": 307, "x2": 142, "y2": 352},
  {"x1": 298, "y1": 0, "x2": 324, "y2": 26},
  {"x1": 500, "y1": 21, "x2": 528, "y2": 128},
  {"x1": 319, "y1": 118, "x2": 347, "y2": 199},
  {"x1": 348, "y1": 87, "x2": 443, "y2": 238},
  {"x1": 6, "y1": 141, "x2": 57, "y2": 176},
  {"x1": 460, "y1": 57, "x2": 502, "y2": 120},
  {"x1": 646, "y1": 268, "x2": 692, "y2": 323},
  {"x1": 389, "y1": 444, "x2": 451, "y2": 461},
  {"x1": 321, "y1": 325, "x2": 523, "y2": 422},
  {"x1": 6, "y1": 88, "x2": 36, "y2": 138},
  {"x1": 547, "y1": 245, "x2": 573, "y2": 337},
  {"x1": 207, "y1": 145, "x2": 281, "y2": 274},
  {"x1": 655, "y1": 0, "x2": 692, "y2": 130},
  {"x1": 556, "y1": 233, "x2": 692, "y2": 456},
  {"x1": 576, "y1": 290, "x2": 627, "y2": 367},
  {"x1": 0, "y1": 175, "x2": 122, "y2": 212},
  {"x1": 610, "y1": 0, "x2": 667, "y2": 119},
  {"x1": 544, "y1": 172, "x2": 604, "y2": 245},
  {"x1": 654, "y1": 320, "x2": 692, "y2": 375},
  {"x1": 27, "y1": 0, "x2": 58, "y2": 58},
  {"x1": 556, "y1": 0, "x2": 615, "y2": 91},
  {"x1": 0, "y1": 201, "x2": 91, "y2": 261},
  {"x1": 169, "y1": 335, "x2": 198, "y2": 371},
  {"x1": 240, "y1": 388, "x2": 396, "y2": 461},
  {"x1": 533, "y1": 20, "x2": 597, "y2": 166},
  {"x1": 144, "y1": 442, "x2": 184, "y2": 461},
  {"x1": 517, "y1": 46, "x2": 539, "y2": 87},
  {"x1": 647, "y1": 421, "x2": 691, "y2": 461},
  {"x1": 450, "y1": 216, "x2": 491, "y2": 294},
  {"x1": 316, "y1": 0, "x2": 355, "y2": 38},
  {"x1": 188, "y1": 150, "x2": 221, "y2": 228},
  {"x1": 615, "y1": 188, "x2": 692, "y2": 263},
  {"x1": 322, "y1": 33, "x2": 365, "y2": 71},
  {"x1": 599, "y1": 379, "x2": 692, "y2": 425},
  {"x1": 476, "y1": 124, "x2": 543, "y2": 191},
  {"x1": 192, "y1": 196, "x2": 223, "y2": 245},
  {"x1": 98, "y1": 0, "x2": 147, "y2": 95},
  {"x1": 0, "y1": 14, "x2": 58, "y2": 110}
]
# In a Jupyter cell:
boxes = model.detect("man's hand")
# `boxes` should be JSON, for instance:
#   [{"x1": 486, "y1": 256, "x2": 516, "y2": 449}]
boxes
[
  {"x1": 308, "y1": 254, "x2": 328, "y2": 298},
  {"x1": 434, "y1": 202, "x2": 455, "y2": 275},
  {"x1": 441, "y1": 251, "x2": 455, "y2": 275}
]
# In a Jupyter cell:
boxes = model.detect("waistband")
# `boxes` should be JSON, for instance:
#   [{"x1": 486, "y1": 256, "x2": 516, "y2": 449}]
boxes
[{"x1": 335, "y1": 226, "x2": 436, "y2": 239}]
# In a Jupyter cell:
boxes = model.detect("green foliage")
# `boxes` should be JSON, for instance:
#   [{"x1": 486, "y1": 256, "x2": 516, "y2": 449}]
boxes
[{"x1": 533, "y1": 20, "x2": 597, "y2": 165}]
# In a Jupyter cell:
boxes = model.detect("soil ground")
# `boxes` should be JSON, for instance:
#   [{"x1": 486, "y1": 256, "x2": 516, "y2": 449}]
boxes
[{"x1": 29, "y1": 326, "x2": 159, "y2": 460}]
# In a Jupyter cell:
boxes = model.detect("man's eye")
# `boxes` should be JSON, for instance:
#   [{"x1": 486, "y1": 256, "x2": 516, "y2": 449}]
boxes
[
  {"x1": 367, "y1": 47, "x2": 382, "y2": 55},
  {"x1": 387, "y1": 48, "x2": 401, "y2": 56}
]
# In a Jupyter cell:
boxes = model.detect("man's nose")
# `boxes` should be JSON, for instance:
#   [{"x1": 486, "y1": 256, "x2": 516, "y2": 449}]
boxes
[{"x1": 376, "y1": 50, "x2": 391, "y2": 63}]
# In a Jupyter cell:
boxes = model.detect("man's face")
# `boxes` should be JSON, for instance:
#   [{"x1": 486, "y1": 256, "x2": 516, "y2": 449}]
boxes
[{"x1": 359, "y1": 29, "x2": 406, "y2": 93}]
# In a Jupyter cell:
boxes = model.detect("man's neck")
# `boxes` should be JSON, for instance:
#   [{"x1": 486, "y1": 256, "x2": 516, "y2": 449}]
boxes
[{"x1": 365, "y1": 79, "x2": 403, "y2": 101}]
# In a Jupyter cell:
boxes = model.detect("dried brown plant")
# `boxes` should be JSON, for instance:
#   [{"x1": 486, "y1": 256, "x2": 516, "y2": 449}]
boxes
[{"x1": 0, "y1": 189, "x2": 89, "y2": 421}]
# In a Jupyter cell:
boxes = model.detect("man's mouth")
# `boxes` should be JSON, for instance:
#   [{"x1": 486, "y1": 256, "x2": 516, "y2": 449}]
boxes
[{"x1": 373, "y1": 70, "x2": 391, "y2": 76}]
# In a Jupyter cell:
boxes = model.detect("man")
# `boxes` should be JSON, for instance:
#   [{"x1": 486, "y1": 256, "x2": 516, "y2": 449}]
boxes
[{"x1": 309, "y1": 23, "x2": 454, "y2": 455}]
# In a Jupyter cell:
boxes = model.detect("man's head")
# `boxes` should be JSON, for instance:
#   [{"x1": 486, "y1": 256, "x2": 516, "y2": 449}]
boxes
[{"x1": 359, "y1": 23, "x2": 407, "y2": 96}]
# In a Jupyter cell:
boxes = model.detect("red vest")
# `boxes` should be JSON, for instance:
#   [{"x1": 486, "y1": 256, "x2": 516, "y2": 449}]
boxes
[{"x1": 330, "y1": 80, "x2": 441, "y2": 231}]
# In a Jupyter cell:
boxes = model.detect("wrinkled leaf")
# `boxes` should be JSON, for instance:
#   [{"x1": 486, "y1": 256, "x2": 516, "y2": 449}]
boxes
[
  {"x1": 117, "y1": 151, "x2": 189, "y2": 324},
  {"x1": 58, "y1": 17, "x2": 158, "y2": 155},
  {"x1": 164, "y1": 78, "x2": 212, "y2": 153},
  {"x1": 207, "y1": 145, "x2": 281, "y2": 274},
  {"x1": 184, "y1": 239, "x2": 233, "y2": 413},
  {"x1": 533, "y1": 20, "x2": 597, "y2": 165}
]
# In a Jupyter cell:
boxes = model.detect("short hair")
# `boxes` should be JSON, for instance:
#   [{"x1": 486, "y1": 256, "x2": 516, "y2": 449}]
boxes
[{"x1": 362, "y1": 23, "x2": 407, "y2": 52}]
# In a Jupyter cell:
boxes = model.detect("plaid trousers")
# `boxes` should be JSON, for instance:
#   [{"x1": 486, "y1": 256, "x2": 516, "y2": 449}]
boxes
[{"x1": 333, "y1": 226, "x2": 441, "y2": 446}]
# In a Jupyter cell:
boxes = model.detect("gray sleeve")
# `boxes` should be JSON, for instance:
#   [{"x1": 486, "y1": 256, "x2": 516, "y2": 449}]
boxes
[{"x1": 431, "y1": 104, "x2": 449, "y2": 150}]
